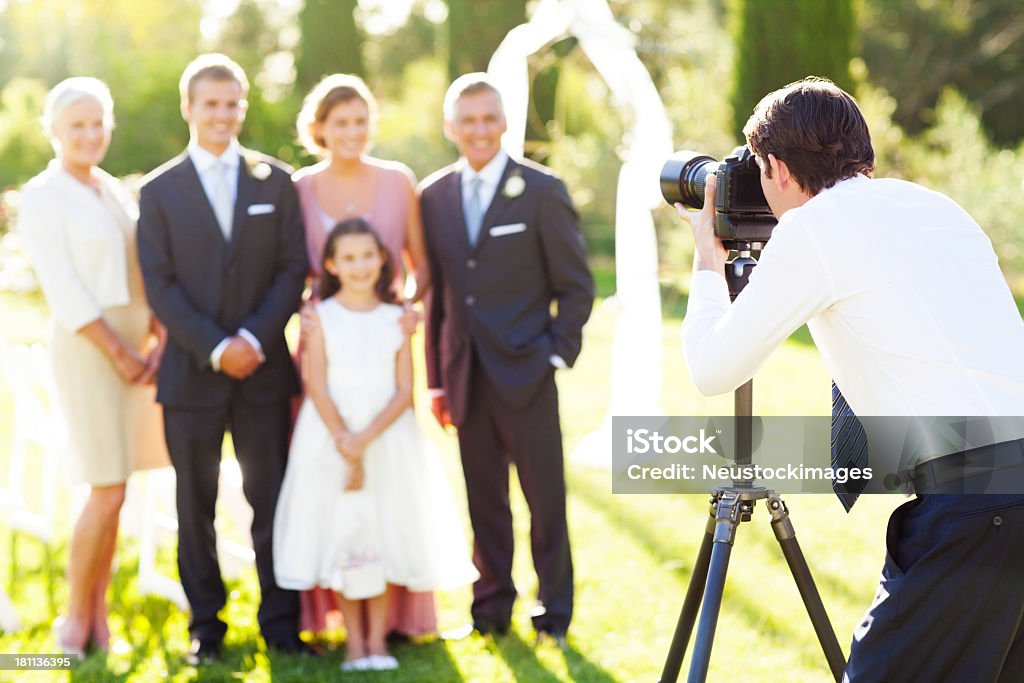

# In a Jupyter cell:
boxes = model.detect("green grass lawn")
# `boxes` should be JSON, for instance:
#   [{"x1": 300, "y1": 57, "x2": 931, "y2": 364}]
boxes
[{"x1": 0, "y1": 290, "x2": 907, "y2": 682}]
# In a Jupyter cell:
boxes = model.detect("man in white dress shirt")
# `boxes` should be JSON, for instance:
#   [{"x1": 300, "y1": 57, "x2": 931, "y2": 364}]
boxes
[
  {"x1": 678, "y1": 77, "x2": 1024, "y2": 681},
  {"x1": 136, "y1": 53, "x2": 309, "y2": 664}
]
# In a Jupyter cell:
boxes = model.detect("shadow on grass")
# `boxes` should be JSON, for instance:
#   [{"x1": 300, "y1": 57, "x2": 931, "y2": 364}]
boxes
[
  {"x1": 569, "y1": 468, "x2": 860, "y2": 654},
  {"x1": 489, "y1": 630, "x2": 617, "y2": 683}
]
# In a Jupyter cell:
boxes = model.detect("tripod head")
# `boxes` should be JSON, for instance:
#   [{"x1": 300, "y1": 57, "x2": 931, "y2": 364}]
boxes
[{"x1": 725, "y1": 246, "x2": 759, "y2": 301}]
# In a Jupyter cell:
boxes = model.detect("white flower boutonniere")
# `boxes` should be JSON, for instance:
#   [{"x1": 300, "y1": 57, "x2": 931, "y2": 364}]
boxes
[
  {"x1": 244, "y1": 154, "x2": 273, "y2": 181},
  {"x1": 251, "y1": 162, "x2": 272, "y2": 181},
  {"x1": 502, "y1": 172, "x2": 525, "y2": 199}
]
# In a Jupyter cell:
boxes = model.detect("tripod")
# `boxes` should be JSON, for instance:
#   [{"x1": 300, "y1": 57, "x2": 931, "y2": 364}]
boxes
[{"x1": 658, "y1": 251, "x2": 847, "y2": 683}]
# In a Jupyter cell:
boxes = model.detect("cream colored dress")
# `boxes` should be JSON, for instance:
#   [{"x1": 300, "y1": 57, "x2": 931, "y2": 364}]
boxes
[{"x1": 19, "y1": 162, "x2": 168, "y2": 486}]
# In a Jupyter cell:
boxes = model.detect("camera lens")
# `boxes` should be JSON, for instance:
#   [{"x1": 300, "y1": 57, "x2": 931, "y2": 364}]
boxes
[{"x1": 660, "y1": 151, "x2": 718, "y2": 208}]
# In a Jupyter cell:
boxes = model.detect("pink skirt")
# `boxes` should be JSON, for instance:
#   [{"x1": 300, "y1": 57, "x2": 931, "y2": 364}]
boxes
[{"x1": 299, "y1": 584, "x2": 438, "y2": 636}]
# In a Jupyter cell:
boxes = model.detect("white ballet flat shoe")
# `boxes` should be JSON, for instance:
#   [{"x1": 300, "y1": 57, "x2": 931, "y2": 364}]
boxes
[{"x1": 368, "y1": 654, "x2": 399, "y2": 670}]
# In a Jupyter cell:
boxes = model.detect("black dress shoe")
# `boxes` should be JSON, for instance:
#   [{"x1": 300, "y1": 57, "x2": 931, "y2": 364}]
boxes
[
  {"x1": 185, "y1": 639, "x2": 222, "y2": 666},
  {"x1": 472, "y1": 617, "x2": 510, "y2": 636},
  {"x1": 534, "y1": 628, "x2": 568, "y2": 649},
  {"x1": 267, "y1": 639, "x2": 322, "y2": 657}
]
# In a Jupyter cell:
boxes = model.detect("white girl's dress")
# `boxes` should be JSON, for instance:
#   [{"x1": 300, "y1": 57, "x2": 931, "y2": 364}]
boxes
[{"x1": 274, "y1": 300, "x2": 478, "y2": 599}]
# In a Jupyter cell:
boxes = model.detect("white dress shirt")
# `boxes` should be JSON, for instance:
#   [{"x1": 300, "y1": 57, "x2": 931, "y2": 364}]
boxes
[
  {"x1": 683, "y1": 175, "x2": 1024, "y2": 418},
  {"x1": 187, "y1": 141, "x2": 264, "y2": 370},
  {"x1": 19, "y1": 160, "x2": 135, "y2": 332},
  {"x1": 188, "y1": 140, "x2": 240, "y2": 217},
  {"x1": 459, "y1": 149, "x2": 508, "y2": 220}
]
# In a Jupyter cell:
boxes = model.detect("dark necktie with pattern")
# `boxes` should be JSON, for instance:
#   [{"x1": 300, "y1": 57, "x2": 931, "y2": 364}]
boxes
[{"x1": 831, "y1": 381, "x2": 869, "y2": 511}]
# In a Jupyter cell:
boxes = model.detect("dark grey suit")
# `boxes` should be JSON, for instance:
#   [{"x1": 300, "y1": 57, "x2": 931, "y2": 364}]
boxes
[
  {"x1": 421, "y1": 154, "x2": 593, "y2": 632},
  {"x1": 137, "y1": 149, "x2": 307, "y2": 646}
]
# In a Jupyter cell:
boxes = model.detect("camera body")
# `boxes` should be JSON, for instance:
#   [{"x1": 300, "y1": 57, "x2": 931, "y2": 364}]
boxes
[{"x1": 661, "y1": 146, "x2": 777, "y2": 248}]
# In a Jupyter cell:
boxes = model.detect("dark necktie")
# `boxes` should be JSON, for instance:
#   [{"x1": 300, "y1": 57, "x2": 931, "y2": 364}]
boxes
[{"x1": 831, "y1": 381, "x2": 869, "y2": 511}]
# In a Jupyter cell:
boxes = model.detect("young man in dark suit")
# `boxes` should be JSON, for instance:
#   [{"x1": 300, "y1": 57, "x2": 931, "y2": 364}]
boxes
[
  {"x1": 136, "y1": 54, "x2": 309, "y2": 664},
  {"x1": 421, "y1": 73, "x2": 594, "y2": 644}
]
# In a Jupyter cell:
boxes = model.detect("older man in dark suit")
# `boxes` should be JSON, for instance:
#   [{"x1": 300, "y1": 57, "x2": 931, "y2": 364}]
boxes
[
  {"x1": 137, "y1": 54, "x2": 309, "y2": 664},
  {"x1": 421, "y1": 73, "x2": 594, "y2": 643}
]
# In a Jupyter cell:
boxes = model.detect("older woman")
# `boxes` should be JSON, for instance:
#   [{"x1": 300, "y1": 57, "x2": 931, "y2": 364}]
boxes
[
  {"x1": 18, "y1": 77, "x2": 168, "y2": 655},
  {"x1": 290, "y1": 74, "x2": 435, "y2": 639}
]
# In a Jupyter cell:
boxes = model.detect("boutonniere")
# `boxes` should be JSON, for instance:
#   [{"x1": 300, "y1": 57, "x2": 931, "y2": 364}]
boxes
[
  {"x1": 244, "y1": 154, "x2": 273, "y2": 181},
  {"x1": 502, "y1": 171, "x2": 525, "y2": 199}
]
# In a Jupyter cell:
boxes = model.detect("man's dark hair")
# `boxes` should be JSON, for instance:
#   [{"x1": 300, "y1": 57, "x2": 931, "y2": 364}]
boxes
[{"x1": 743, "y1": 77, "x2": 874, "y2": 196}]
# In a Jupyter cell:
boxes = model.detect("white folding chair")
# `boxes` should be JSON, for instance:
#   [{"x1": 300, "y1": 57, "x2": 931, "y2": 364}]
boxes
[
  {"x1": 0, "y1": 588, "x2": 19, "y2": 633},
  {"x1": 123, "y1": 454, "x2": 255, "y2": 611},
  {"x1": 216, "y1": 457, "x2": 255, "y2": 579},
  {"x1": 0, "y1": 342, "x2": 68, "y2": 615},
  {"x1": 122, "y1": 467, "x2": 189, "y2": 610}
]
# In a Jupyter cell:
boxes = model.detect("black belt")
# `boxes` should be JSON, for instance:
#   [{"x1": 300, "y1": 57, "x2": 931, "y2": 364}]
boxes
[{"x1": 911, "y1": 438, "x2": 1024, "y2": 494}]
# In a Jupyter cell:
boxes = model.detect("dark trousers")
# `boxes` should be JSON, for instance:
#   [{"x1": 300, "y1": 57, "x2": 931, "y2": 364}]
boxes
[
  {"x1": 164, "y1": 392, "x2": 298, "y2": 645},
  {"x1": 456, "y1": 363, "x2": 574, "y2": 633},
  {"x1": 844, "y1": 493, "x2": 1024, "y2": 682}
]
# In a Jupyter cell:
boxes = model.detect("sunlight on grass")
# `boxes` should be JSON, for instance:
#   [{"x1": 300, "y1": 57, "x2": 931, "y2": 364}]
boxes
[{"x1": 1, "y1": 290, "x2": 908, "y2": 681}]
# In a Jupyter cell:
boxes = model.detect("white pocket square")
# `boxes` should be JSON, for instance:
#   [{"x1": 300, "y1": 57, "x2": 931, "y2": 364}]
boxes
[
  {"x1": 247, "y1": 203, "x2": 275, "y2": 216},
  {"x1": 489, "y1": 222, "x2": 527, "y2": 237}
]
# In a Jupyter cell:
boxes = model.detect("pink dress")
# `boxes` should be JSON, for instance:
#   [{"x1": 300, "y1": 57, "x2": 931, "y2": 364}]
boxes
[
  {"x1": 292, "y1": 162, "x2": 438, "y2": 637},
  {"x1": 295, "y1": 162, "x2": 411, "y2": 290}
]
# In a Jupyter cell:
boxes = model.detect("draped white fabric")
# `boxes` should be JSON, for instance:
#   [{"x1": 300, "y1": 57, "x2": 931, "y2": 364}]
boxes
[{"x1": 488, "y1": 0, "x2": 672, "y2": 466}]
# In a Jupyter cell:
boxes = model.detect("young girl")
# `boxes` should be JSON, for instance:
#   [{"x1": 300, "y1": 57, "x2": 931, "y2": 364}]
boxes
[{"x1": 273, "y1": 218, "x2": 478, "y2": 672}]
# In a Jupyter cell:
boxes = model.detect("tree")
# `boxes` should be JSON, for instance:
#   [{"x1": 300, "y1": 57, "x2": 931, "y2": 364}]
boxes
[
  {"x1": 729, "y1": 0, "x2": 856, "y2": 137},
  {"x1": 860, "y1": 0, "x2": 1024, "y2": 145},
  {"x1": 0, "y1": 0, "x2": 203, "y2": 182},
  {"x1": 218, "y1": 0, "x2": 277, "y2": 80},
  {"x1": 295, "y1": 0, "x2": 365, "y2": 93},
  {"x1": 446, "y1": 0, "x2": 526, "y2": 81}
]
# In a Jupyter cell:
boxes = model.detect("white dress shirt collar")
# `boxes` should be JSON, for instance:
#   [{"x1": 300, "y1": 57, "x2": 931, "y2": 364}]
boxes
[
  {"x1": 459, "y1": 149, "x2": 509, "y2": 216},
  {"x1": 459, "y1": 149, "x2": 509, "y2": 190},
  {"x1": 188, "y1": 140, "x2": 241, "y2": 175}
]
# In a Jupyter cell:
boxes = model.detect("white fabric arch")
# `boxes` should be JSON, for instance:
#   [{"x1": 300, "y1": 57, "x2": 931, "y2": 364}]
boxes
[{"x1": 488, "y1": 0, "x2": 672, "y2": 466}]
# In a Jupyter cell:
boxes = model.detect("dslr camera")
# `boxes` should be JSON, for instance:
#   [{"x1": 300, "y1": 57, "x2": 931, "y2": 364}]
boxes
[{"x1": 660, "y1": 145, "x2": 777, "y2": 249}]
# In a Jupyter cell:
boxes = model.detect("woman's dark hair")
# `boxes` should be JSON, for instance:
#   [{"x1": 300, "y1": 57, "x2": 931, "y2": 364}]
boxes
[
  {"x1": 318, "y1": 217, "x2": 397, "y2": 303},
  {"x1": 743, "y1": 77, "x2": 875, "y2": 196}
]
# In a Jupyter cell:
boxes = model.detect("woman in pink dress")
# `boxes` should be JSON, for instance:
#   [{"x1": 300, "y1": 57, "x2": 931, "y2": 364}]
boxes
[{"x1": 291, "y1": 74, "x2": 434, "y2": 638}]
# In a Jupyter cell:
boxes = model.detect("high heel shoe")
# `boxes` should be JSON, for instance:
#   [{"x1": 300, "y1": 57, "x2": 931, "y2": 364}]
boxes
[{"x1": 52, "y1": 616, "x2": 87, "y2": 658}]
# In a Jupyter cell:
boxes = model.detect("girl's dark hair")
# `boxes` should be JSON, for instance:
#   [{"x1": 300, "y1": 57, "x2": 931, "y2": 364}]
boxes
[{"x1": 318, "y1": 217, "x2": 397, "y2": 303}]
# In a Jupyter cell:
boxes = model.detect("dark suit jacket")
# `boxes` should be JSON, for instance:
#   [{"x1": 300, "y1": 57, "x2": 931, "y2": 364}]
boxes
[
  {"x1": 421, "y1": 155, "x2": 593, "y2": 425},
  {"x1": 137, "y1": 149, "x2": 308, "y2": 409}
]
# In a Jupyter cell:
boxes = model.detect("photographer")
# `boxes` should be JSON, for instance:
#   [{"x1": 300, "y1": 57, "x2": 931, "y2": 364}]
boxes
[{"x1": 678, "y1": 77, "x2": 1024, "y2": 681}]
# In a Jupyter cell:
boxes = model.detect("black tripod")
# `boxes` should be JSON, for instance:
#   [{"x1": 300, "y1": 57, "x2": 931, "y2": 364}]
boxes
[{"x1": 658, "y1": 250, "x2": 847, "y2": 683}]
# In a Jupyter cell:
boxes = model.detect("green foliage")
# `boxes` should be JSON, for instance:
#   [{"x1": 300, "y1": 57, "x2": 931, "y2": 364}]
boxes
[
  {"x1": 217, "y1": 0, "x2": 279, "y2": 81},
  {"x1": 363, "y1": 1, "x2": 444, "y2": 102},
  {"x1": 295, "y1": 0, "x2": 365, "y2": 91},
  {"x1": 0, "y1": 0, "x2": 204, "y2": 183},
  {"x1": 729, "y1": 0, "x2": 856, "y2": 137},
  {"x1": 0, "y1": 79, "x2": 52, "y2": 187},
  {"x1": 446, "y1": 0, "x2": 526, "y2": 80},
  {"x1": 860, "y1": 0, "x2": 1024, "y2": 146},
  {"x1": 370, "y1": 59, "x2": 455, "y2": 182}
]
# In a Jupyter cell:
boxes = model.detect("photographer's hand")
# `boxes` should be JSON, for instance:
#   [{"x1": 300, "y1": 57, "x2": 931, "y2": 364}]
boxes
[{"x1": 676, "y1": 174, "x2": 728, "y2": 275}]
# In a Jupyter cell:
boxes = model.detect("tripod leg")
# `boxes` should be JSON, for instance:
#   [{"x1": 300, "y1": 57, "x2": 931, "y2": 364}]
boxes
[
  {"x1": 687, "y1": 493, "x2": 743, "y2": 683},
  {"x1": 658, "y1": 502, "x2": 716, "y2": 683},
  {"x1": 767, "y1": 494, "x2": 847, "y2": 682}
]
